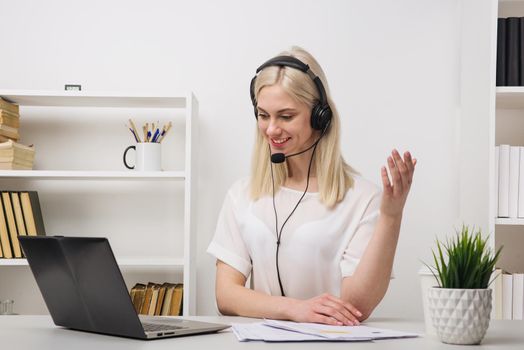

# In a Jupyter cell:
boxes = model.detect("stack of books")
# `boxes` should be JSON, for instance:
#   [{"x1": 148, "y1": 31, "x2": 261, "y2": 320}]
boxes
[
  {"x1": 0, "y1": 98, "x2": 20, "y2": 142},
  {"x1": 0, "y1": 191, "x2": 46, "y2": 259},
  {"x1": 0, "y1": 98, "x2": 34, "y2": 170},
  {"x1": 130, "y1": 282, "x2": 183, "y2": 316},
  {"x1": 0, "y1": 140, "x2": 35, "y2": 170}
]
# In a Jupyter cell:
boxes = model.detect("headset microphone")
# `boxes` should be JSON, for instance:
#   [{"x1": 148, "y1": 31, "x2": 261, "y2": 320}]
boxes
[
  {"x1": 270, "y1": 153, "x2": 286, "y2": 164},
  {"x1": 270, "y1": 122, "x2": 330, "y2": 164}
]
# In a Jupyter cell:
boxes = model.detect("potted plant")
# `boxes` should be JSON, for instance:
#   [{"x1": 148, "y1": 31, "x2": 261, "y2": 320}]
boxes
[{"x1": 425, "y1": 225, "x2": 502, "y2": 345}]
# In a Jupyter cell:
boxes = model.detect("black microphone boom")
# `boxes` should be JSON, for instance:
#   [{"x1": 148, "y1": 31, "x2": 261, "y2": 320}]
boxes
[{"x1": 270, "y1": 137, "x2": 321, "y2": 164}]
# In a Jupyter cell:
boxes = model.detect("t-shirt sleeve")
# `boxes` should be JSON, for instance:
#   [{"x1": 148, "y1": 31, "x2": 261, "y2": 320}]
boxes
[
  {"x1": 339, "y1": 188, "x2": 389, "y2": 278},
  {"x1": 206, "y1": 189, "x2": 252, "y2": 278}
]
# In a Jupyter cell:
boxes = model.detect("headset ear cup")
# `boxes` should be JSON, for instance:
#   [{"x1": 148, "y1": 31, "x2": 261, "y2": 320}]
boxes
[{"x1": 311, "y1": 104, "x2": 332, "y2": 131}]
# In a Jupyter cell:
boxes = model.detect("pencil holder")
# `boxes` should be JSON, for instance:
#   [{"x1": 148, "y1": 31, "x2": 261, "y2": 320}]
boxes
[{"x1": 123, "y1": 143, "x2": 162, "y2": 171}]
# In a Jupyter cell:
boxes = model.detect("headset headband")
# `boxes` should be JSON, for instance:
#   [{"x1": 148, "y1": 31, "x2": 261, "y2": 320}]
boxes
[{"x1": 250, "y1": 55, "x2": 329, "y2": 108}]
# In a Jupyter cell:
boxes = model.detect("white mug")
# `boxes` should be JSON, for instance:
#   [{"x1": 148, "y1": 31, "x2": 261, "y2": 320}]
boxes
[{"x1": 123, "y1": 143, "x2": 162, "y2": 171}]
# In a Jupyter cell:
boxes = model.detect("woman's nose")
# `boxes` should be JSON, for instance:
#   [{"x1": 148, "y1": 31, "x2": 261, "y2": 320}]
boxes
[{"x1": 266, "y1": 118, "x2": 281, "y2": 135}]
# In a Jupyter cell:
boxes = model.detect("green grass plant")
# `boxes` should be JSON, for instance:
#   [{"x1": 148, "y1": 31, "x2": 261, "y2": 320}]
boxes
[{"x1": 427, "y1": 225, "x2": 502, "y2": 289}]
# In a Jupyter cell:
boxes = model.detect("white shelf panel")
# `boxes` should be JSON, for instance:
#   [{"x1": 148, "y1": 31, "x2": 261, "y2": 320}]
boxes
[
  {"x1": 495, "y1": 218, "x2": 524, "y2": 225},
  {"x1": 0, "y1": 170, "x2": 185, "y2": 180},
  {"x1": 496, "y1": 87, "x2": 524, "y2": 109},
  {"x1": 0, "y1": 257, "x2": 184, "y2": 267},
  {"x1": 0, "y1": 90, "x2": 190, "y2": 108},
  {"x1": 117, "y1": 257, "x2": 184, "y2": 267}
]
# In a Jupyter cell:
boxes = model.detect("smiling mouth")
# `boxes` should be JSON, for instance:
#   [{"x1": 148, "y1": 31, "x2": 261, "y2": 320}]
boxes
[{"x1": 271, "y1": 137, "x2": 291, "y2": 147}]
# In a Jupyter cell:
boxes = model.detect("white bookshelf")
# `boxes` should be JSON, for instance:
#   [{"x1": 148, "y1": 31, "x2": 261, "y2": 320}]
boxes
[
  {"x1": 459, "y1": 0, "x2": 524, "y2": 320},
  {"x1": 0, "y1": 257, "x2": 185, "y2": 267},
  {"x1": 0, "y1": 170, "x2": 186, "y2": 180},
  {"x1": 0, "y1": 90, "x2": 198, "y2": 316}
]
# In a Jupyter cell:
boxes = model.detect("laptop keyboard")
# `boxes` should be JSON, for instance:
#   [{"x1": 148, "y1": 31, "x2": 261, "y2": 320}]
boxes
[{"x1": 142, "y1": 322, "x2": 185, "y2": 332}]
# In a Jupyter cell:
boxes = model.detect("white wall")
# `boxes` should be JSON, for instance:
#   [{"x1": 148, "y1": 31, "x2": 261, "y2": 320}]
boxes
[{"x1": 0, "y1": 0, "x2": 463, "y2": 318}]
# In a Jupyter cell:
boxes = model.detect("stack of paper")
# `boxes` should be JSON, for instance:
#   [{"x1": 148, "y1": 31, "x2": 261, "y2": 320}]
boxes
[{"x1": 232, "y1": 319, "x2": 419, "y2": 342}]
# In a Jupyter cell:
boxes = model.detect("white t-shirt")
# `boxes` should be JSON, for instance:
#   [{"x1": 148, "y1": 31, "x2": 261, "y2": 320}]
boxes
[{"x1": 207, "y1": 176, "x2": 382, "y2": 299}]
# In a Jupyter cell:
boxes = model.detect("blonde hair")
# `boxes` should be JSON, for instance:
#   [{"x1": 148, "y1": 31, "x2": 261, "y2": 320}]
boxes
[{"x1": 250, "y1": 46, "x2": 357, "y2": 207}]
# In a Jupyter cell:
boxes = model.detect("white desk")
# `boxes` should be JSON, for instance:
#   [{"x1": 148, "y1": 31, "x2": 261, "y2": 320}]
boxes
[{"x1": 1, "y1": 315, "x2": 523, "y2": 349}]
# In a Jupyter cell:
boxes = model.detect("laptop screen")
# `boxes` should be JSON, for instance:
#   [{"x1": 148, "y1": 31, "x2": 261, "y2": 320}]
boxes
[{"x1": 19, "y1": 236, "x2": 146, "y2": 339}]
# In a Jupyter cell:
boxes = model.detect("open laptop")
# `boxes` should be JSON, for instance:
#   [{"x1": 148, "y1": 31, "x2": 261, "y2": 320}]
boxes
[{"x1": 18, "y1": 235, "x2": 229, "y2": 340}]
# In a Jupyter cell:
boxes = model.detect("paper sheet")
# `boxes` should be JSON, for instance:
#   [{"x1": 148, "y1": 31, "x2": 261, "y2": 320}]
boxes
[{"x1": 231, "y1": 320, "x2": 419, "y2": 342}]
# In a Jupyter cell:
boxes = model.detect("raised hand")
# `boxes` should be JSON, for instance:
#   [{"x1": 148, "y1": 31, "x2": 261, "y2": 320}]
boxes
[{"x1": 380, "y1": 149, "x2": 416, "y2": 218}]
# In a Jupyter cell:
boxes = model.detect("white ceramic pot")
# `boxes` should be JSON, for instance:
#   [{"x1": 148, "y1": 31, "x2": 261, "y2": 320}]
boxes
[{"x1": 427, "y1": 288, "x2": 492, "y2": 345}]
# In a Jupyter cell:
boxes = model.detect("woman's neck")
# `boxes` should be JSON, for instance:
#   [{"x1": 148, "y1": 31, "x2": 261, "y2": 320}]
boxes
[{"x1": 284, "y1": 150, "x2": 318, "y2": 191}]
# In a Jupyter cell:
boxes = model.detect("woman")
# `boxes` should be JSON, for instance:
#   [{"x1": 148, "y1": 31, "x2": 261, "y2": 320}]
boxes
[{"x1": 207, "y1": 46, "x2": 416, "y2": 326}]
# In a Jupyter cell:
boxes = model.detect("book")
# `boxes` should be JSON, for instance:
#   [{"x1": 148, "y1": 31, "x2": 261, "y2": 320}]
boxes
[
  {"x1": 161, "y1": 283, "x2": 176, "y2": 316},
  {"x1": 147, "y1": 284, "x2": 160, "y2": 316},
  {"x1": 154, "y1": 283, "x2": 168, "y2": 316},
  {"x1": 0, "y1": 140, "x2": 35, "y2": 162},
  {"x1": 0, "y1": 197, "x2": 13, "y2": 258},
  {"x1": 10, "y1": 193, "x2": 27, "y2": 256},
  {"x1": 497, "y1": 18, "x2": 507, "y2": 86},
  {"x1": 498, "y1": 144, "x2": 510, "y2": 217},
  {"x1": 130, "y1": 283, "x2": 146, "y2": 313},
  {"x1": 170, "y1": 283, "x2": 183, "y2": 316},
  {"x1": 140, "y1": 282, "x2": 156, "y2": 315},
  {"x1": 0, "y1": 110, "x2": 20, "y2": 128},
  {"x1": 513, "y1": 273, "x2": 524, "y2": 320},
  {"x1": 503, "y1": 272, "x2": 513, "y2": 320},
  {"x1": 493, "y1": 268, "x2": 503, "y2": 319},
  {"x1": 0, "y1": 124, "x2": 19, "y2": 141},
  {"x1": 519, "y1": 147, "x2": 524, "y2": 218},
  {"x1": 20, "y1": 192, "x2": 46, "y2": 236},
  {"x1": 520, "y1": 18, "x2": 524, "y2": 86},
  {"x1": 0, "y1": 98, "x2": 19, "y2": 114},
  {"x1": 507, "y1": 17, "x2": 520, "y2": 86},
  {"x1": 509, "y1": 146, "x2": 520, "y2": 218},
  {"x1": 1, "y1": 192, "x2": 22, "y2": 258},
  {"x1": 495, "y1": 146, "x2": 499, "y2": 218},
  {"x1": 0, "y1": 161, "x2": 33, "y2": 170}
]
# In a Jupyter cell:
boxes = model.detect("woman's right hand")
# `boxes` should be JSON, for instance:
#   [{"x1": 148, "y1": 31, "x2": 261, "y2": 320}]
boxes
[{"x1": 288, "y1": 293, "x2": 362, "y2": 326}]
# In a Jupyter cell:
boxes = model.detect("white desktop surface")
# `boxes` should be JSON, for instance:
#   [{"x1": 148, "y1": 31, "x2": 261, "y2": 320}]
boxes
[{"x1": 1, "y1": 315, "x2": 522, "y2": 349}]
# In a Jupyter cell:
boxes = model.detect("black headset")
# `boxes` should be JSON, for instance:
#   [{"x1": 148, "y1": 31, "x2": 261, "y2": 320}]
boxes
[{"x1": 249, "y1": 55, "x2": 332, "y2": 131}]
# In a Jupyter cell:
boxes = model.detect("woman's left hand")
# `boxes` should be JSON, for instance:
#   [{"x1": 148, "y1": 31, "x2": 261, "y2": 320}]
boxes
[{"x1": 380, "y1": 149, "x2": 416, "y2": 218}]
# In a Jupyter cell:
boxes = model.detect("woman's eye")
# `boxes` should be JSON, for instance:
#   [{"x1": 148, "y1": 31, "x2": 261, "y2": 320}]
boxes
[
  {"x1": 280, "y1": 115, "x2": 293, "y2": 120},
  {"x1": 258, "y1": 114, "x2": 269, "y2": 120}
]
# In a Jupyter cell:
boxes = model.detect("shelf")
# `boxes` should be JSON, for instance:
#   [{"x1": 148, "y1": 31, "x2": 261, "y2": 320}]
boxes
[
  {"x1": 0, "y1": 90, "x2": 190, "y2": 108},
  {"x1": 0, "y1": 257, "x2": 184, "y2": 267},
  {"x1": 496, "y1": 87, "x2": 524, "y2": 109},
  {"x1": 495, "y1": 218, "x2": 524, "y2": 225},
  {"x1": 0, "y1": 170, "x2": 185, "y2": 180}
]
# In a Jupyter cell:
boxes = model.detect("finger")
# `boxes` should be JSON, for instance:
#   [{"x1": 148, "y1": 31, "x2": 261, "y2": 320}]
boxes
[
  {"x1": 313, "y1": 304, "x2": 357, "y2": 326},
  {"x1": 325, "y1": 295, "x2": 362, "y2": 324},
  {"x1": 321, "y1": 300, "x2": 359, "y2": 326},
  {"x1": 392, "y1": 149, "x2": 409, "y2": 190},
  {"x1": 403, "y1": 151, "x2": 415, "y2": 185},
  {"x1": 404, "y1": 151, "x2": 414, "y2": 174},
  {"x1": 381, "y1": 166, "x2": 392, "y2": 195},
  {"x1": 387, "y1": 156, "x2": 402, "y2": 195}
]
